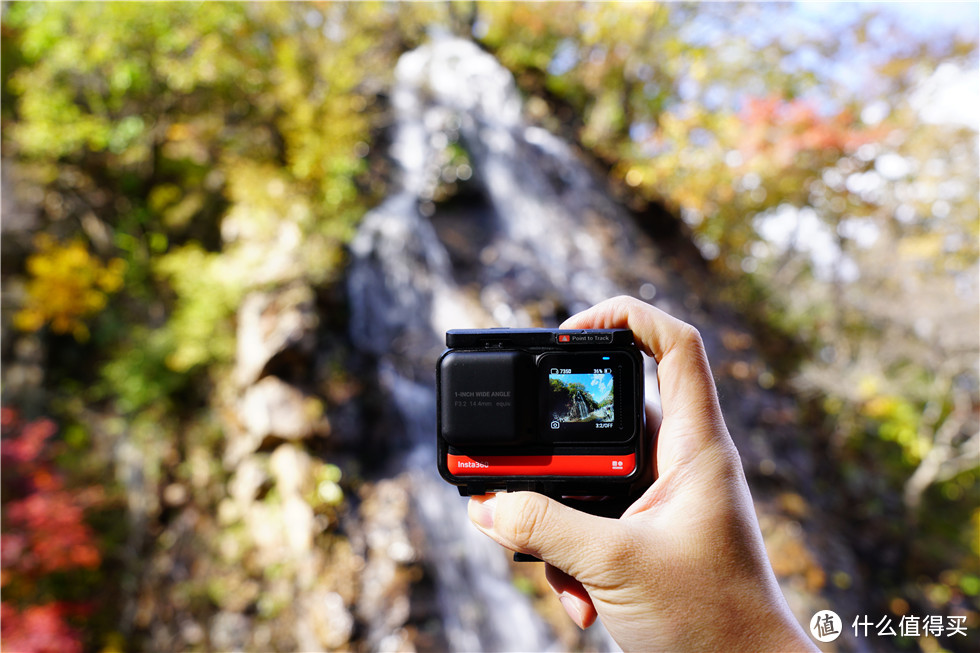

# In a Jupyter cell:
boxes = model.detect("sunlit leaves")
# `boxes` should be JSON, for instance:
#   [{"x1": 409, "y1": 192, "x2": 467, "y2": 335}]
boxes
[
  {"x1": 862, "y1": 389, "x2": 929, "y2": 464},
  {"x1": 152, "y1": 244, "x2": 242, "y2": 373},
  {"x1": 1, "y1": 409, "x2": 102, "y2": 653},
  {"x1": 14, "y1": 235, "x2": 126, "y2": 341},
  {"x1": 5, "y1": 1, "x2": 394, "y2": 381},
  {"x1": 0, "y1": 603, "x2": 84, "y2": 653}
]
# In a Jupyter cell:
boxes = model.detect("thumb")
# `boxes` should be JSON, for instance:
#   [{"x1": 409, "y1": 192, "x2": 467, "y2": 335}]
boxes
[{"x1": 468, "y1": 492, "x2": 622, "y2": 579}]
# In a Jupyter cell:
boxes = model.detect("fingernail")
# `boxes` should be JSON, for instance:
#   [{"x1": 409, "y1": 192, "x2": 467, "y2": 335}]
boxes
[
  {"x1": 469, "y1": 496, "x2": 496, "y2": 529},
  {"x1": 559, "y1": 593, "x2": 585, "y2": 628}
]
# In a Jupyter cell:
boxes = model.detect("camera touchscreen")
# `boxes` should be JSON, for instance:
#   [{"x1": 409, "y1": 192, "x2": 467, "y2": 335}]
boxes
[{"x1": 538, "y1": 352, "x2": 634, "y2": 443}]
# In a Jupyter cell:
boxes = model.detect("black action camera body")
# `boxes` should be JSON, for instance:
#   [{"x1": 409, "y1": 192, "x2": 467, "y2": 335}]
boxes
[{"x1": 437, "y1": 328, "x2": 648, "y2": 499}]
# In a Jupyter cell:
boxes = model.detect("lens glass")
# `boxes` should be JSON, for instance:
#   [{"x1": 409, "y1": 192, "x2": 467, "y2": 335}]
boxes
[{"x1": 439, "y1": 350, "x2": 534, "y2": 446}]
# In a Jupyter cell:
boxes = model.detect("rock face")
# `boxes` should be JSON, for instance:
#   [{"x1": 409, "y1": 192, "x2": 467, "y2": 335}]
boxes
[
  {"x1": 225, "y1": 282, "x2": 329, "y2": 466},
  {"x1": 160, "y1": 166, "x2": 433, "y2": 650},
  {"x1": 240, "y1": 377, "x2": 326, "y2": 443},
  {"x1": 236, "y1": 285, "x2": 318, "y2": 387}
]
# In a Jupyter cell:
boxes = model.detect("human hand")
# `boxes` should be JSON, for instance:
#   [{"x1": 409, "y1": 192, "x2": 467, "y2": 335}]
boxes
[{"x1": 467, "y1": 296, "x2": 815, "y2": 652}]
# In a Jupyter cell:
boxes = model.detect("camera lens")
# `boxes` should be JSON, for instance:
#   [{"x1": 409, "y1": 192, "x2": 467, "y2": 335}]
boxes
[{"x1": 439, "y1": 350, "x2": 534, "y2": 446}]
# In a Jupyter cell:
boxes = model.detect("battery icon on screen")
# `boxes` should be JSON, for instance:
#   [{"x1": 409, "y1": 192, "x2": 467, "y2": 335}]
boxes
[{"x1": 604, "y1": 368, "x2": 611, "y2": 374}]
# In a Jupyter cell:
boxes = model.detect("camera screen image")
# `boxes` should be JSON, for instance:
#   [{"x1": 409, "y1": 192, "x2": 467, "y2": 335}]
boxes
[{"x1": 548, "y1": 372, "x2": 615, "y2": 427}]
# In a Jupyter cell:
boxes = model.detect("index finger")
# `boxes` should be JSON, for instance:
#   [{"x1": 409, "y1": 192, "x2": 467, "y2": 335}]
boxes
[{"x1": 560, "y1": 296, "x2": 724, "y2": 431}]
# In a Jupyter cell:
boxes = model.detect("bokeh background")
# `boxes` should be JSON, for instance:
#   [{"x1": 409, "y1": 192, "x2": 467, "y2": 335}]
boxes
[{"x1": 1, "y1": 2, "x2": 977, "y2": 652}]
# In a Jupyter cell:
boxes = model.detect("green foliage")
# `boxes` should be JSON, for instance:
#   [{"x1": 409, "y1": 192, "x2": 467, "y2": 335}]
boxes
[
  {"x1": 864, "y1": 392, "x2": 927, "y2": 465},
  {"x1": 311, "y1": 463, "x2": 345, "y2": 509},
  {"x1": 2, "y1": 4, "x2": 406, "y2": 647},
  {"x1": 154, "y1": 243, "x2": 245, "y2": 373},
  {"x1": 4, "y1": 1, "x2": 398, "y2": 396},
  {"x1": 97, "y1": 326, "x2": 187, "y2": 414}
]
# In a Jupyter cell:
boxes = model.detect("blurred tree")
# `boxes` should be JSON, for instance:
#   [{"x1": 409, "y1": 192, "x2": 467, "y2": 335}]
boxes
[
  {"x1": 13, "y1": 234, "x2": 126, "y2": 341},
  {"x1": 1, "y1": 2, "x2": 421, "y2": 648},
  {"x1": 4, "y1": 1, "x2": 397, "y2": 376},
  {"x1": 1, "y1": 408, "x2": 102, "y2": 653}
]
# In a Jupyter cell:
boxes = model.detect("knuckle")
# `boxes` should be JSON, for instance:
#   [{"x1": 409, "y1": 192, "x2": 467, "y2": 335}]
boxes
[
  {"x1": 676, "y1": 323, "x2": 705, "y2": 350},
  {"x1": 613, "y1": 295, "x2": 644, "y2": 312},
  {"x1": 674, "y1": 323, "x2": 714, "y2": 373}
]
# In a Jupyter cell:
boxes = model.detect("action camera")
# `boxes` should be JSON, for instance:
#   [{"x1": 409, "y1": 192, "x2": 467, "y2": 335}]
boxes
[{"x1": 436, "y1": 328, "x2": 648, "y2": 499}]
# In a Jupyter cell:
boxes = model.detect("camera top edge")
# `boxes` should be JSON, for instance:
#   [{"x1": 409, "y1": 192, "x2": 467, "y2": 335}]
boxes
[{"x1": 445, "y1": 328, "x2": 636, "y2": 349}]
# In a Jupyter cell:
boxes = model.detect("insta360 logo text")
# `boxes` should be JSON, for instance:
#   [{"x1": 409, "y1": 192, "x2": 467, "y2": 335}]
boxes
[{"x1": 457, "y1": 460, "x2": 489, "y2": 469}]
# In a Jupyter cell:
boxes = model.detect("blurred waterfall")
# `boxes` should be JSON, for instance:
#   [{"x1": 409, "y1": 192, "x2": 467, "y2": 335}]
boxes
[{"x1": 347, "y1": 36, "x2": 673, "y2": 652}]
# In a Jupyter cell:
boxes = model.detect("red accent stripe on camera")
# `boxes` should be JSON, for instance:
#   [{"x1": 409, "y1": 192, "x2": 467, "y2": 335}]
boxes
[{"x1": 448, "y1": 453, "x2": 636, "y2": 476}]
